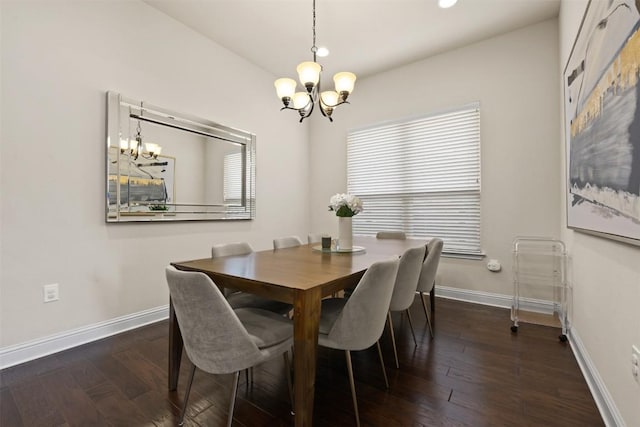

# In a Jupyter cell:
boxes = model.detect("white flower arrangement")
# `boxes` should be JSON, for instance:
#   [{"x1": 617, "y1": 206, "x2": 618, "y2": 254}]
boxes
[{"x1": 328, "y1": 193, "x2": 363, "y2": 217}]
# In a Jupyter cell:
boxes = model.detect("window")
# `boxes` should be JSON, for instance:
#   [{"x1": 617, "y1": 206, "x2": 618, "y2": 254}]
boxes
[
  {"x1": 223, "y1": 152, "x2": 242, "y2": 204},
  {"x1": 347, "y1": 103, "x2": 481, "y2": 257}
]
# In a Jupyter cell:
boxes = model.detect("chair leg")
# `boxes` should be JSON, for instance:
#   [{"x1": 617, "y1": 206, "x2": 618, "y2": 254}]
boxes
[
  {"x1": 284, "y1": 351, "x2": 295, "y2": 415},
  {"x1": 375, "y1": 340, "x2": 389, "y2": 389},
  {"x1": 420, "y1": 292, "x2": 434, "y2": 339},
  {"x1": 387, "y1": 311, "x2": 399, "y2": 369},
  {"x1": 345, "y1": 350, "x2": 361, "y2": 427},
  {"x1": 179, "y1": 364, "x2": 197, "y2": 426},
  {"x1": 405, "y1": 309, "x2": 418, "y2": 347},
  {"x1": 227, "y1": 371, "x2": 240, "y2": 427},
  {"x1": 430, "y1": 282, "x2": 436, "y2": 318},
  {"x1": 419, "y1": 291, "x2": 428, "y2": 319}
]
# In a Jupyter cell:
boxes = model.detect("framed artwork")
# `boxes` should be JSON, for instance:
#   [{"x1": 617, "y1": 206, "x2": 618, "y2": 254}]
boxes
[
  {"x1": 563, "y1": 0, "x2": 640, "y2": 246},
  {"x1": 107, "y1": 149, "x2": 176, "y2": 216}
]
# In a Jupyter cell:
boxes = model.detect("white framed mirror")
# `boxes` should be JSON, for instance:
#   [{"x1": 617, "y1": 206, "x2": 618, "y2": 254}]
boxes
[{"x1": 105, "y1": 91, "x2": 255, "y2": 222}]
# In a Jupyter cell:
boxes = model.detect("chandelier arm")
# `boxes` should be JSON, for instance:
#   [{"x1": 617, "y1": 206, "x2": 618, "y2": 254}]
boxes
[
  {"x1": 318, "y1": 100, "x2": 332, "y2": 121},
  {"x1": 133, "y1": 101, "x2": 144, "y2": 160},
  {"x1": 299, "y1": 98, "x2": 315, "y2": 122},
  {"x1": 280, "y1": 91, "x2": 315, "y2": 113},
  {"x1": 320, "y1": 99, "x2": 350, "y2": 109},
  {"x1": 281, "y1": 106, "x2": 303, "y2": 112},
  {"x1": 318, "y1": 106, "x2": 333, "y2": 122}
]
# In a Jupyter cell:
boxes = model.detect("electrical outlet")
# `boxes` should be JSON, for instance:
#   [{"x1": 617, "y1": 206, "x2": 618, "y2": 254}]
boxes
[
  {"x1": 632, "y1": 345, "x2": 640, "y2": 383},
  {"x1": 43, "y1": 283, "x2": 59, "y2": 303}
]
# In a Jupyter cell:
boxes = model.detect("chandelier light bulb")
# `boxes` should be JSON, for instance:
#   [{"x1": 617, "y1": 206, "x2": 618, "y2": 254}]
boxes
[
  {"x1": 145, "y1": 143, "x2": 161, "y2": 156},
  {"x1": 293, "y1": 92, "x2": 311, "y2": 109},
  {"x1": 274, "y1": 78, "x2": 297, "y2": 100},
  {"x1": 296, "y1": 61, "x2": 322, "y2": 90},
  {"x1": 333, "y1": 72, "x2": 356, "y2": 96},
  {"x1": 320, "y1": 90, "x2": 339, "y2": 107}
]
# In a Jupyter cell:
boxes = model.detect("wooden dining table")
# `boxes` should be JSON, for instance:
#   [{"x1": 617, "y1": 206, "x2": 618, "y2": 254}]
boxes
[{"x1": 169, "y1": 235, "x2": 427, "y2": 426}]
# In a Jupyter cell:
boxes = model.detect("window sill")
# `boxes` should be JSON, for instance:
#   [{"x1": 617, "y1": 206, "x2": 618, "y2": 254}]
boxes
[{"x1": 442, "y1": 252, "x2": 486, "y2": 261}]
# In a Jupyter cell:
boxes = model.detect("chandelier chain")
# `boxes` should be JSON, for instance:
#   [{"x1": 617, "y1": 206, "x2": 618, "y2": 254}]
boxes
[
  {"x1": 312, "y1": 0, "x2": 317, "y2": 60},
  {"x1": 136, "y1": 105, "x2": 142, "y2": 139},
  {"x1": 136, "y1": 102, "x2": 143, "y2": 141}
]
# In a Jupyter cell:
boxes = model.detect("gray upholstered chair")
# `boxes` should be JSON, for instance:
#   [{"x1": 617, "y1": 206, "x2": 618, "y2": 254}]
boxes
[
  {"x1": 211, "y1": 241, "x2": 254, "y2": 259},
  {"x1": 212, "y1": 242, "x2": 292, "y2": 315},
  {"x1": 376, "y1": 231, "x2": 407, "y2": 240},
  {"x1": 416, "y1": 238, "x2": 444, "y2": 338},
  {"x1": 165, "y1": 266, "x2": 294, "y2": 427},
  {"x1": 273, "y1": 235, "x2": 304, "y2": 249},
  {"x1": 386, "y1": 245, "x2": 427, "y2": 369},
  {"x1": 317, "y1": 258, "x2": 400, "y2": 427},
  {"x1": 307, "y1": 233, "x2": 323, "y2": 244},
  {"x1": 341, "y1": 231, "x2": 405, "y2": 298}
]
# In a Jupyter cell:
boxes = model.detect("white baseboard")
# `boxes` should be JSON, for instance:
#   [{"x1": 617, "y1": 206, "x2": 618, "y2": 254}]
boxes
[
  {"x1": 435, "y1": 284, "x2": 512, "y2": 308},
  {"x1": 0, "y1": 305, "x2": 169, "y2": 370},
  {"x1": 568, "y1": 328, "x2": 626, "y2": 427},
  {"x1": 434, "y1": 285, "x2": 623, "y2": 427},
  {"x1": 436, "y1": 285, "x2": 560, "y2": 315}
]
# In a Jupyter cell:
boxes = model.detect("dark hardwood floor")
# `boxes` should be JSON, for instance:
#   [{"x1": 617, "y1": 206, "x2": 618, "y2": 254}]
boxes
[{"x1": 0, "y1": 298, "x2": 604, "y2": 426}]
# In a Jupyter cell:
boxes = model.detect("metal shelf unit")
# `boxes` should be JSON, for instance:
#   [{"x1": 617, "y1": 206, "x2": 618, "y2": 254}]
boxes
[{"x1": 511, "y1": 237, "x2": 569, "y2": 342}]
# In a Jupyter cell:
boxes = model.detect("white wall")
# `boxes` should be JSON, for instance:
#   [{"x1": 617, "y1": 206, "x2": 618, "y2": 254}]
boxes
[
  {"x1": 309, "y1": 19, "x2": 561, "y2": 297},
  {"x1": 559, "y1": 1, "x2": 640, "y2": 426},
  {"x1": 3, "y1": 3, "x2": 638, "y2": 423},
  {"x1": 0, "y1": 0, "x2": 309, "y2": 347}
]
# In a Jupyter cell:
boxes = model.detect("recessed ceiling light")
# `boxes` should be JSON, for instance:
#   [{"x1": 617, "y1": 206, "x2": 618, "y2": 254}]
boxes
[
  {"x1": 317, "y1": 46, "x2": 329, "y2": 57},
  {"x1": 438, "y1": 0, "x2": 458, "y2": 8}
]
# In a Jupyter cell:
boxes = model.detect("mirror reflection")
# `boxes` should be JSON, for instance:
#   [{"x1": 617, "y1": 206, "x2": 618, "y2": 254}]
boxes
[{"x1": 106, "y1": 91, "x2": 255, "y2": 222}]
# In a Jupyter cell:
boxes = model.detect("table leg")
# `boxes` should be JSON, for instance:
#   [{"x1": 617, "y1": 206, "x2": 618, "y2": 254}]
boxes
[
  {"x1": 293, "y1": 287, "x2": 322, "y2": 427},
  {"x1": 168, "y1": 298, "x2": 183, "y2": 391}
]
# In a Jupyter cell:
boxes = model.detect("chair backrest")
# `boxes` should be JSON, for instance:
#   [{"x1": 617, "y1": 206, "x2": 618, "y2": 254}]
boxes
[
  {"x1": 376, "y1": 231, "x2": 407, "y2": 240},
  {"x1": 273, "y1": 235, "x2": 303, "y2": 249},
  {"x1": 211, "y1": 242, "x2": 254, "y2": 258},
  {"x1": 166, "y1": 266, "x2": 264, "y2": 374},
  {"x1": 389, "y1": 245, "x2": 427, "y2": 311},
  {"x1": 327, "y1": 258, "x2": 400, "y2": 351},
  {"x1": 416, "y1": 238, "x2": 444, "y2": 293},
  {"x1": 307, "y1": 233, "x2": 323, "y2": 244}
]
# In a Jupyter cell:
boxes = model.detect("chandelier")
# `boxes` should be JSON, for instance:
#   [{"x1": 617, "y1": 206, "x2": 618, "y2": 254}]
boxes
[
  {"x1": 120, "y1": 102, "x2": 162, "y2": 160},
  {"x1": 274, "y1": 0, "x2": 356, "y2": 123}
]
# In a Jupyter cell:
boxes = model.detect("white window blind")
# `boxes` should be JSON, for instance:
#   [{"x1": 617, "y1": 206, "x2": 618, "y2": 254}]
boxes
[
  {"x1": 223, "y1": 152, "x2": 242, "y2": 204},
  {"x1": 347, "y1": 103, "x2": 481, "y2": 256}
]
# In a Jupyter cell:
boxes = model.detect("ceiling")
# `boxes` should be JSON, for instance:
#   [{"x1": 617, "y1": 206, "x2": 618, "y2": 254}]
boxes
[{"x1": 145, "y1": 0, "x2": 561, "y2": 80}]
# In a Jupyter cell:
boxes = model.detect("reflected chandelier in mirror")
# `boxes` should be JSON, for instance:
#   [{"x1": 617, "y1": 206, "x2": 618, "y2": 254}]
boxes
[{"x1": 106, "y1": 91, "x2": 256, "y2": 222}]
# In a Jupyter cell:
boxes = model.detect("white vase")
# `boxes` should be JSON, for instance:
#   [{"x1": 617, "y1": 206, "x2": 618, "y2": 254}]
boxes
[{"x1": 338, "y1": 216, "x2": 353, "y2": 250}]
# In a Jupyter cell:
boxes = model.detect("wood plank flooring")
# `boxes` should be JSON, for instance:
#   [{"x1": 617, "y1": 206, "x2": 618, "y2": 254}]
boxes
[{"x1": 0, "y1": 298, "x2": 604, "y2": 426}]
